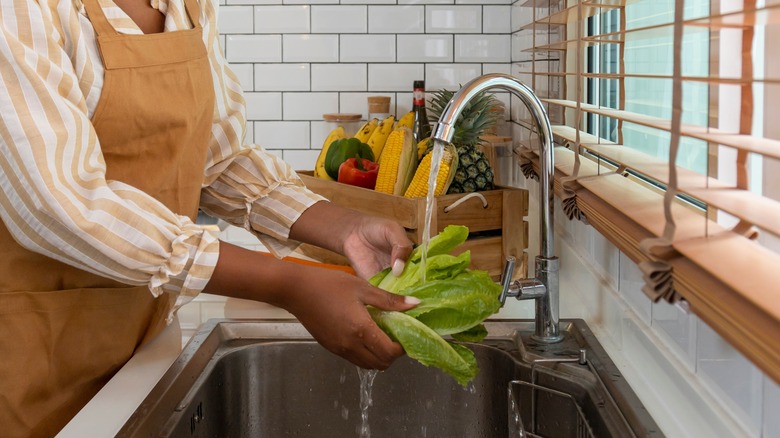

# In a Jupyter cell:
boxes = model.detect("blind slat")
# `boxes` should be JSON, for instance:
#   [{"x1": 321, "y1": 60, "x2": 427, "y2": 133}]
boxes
[
  {"x1": 685, "y1": 188, "x2": 780, "y2": 237},
  {"x1": 552, "y1": 124, "x2": 615, "y2": 145},
  {"x1": 532, "y1": 70, "x2": 780, "y2": 84},
  {"x1": 578, "y1": 174, "x2": 726, "y2": 242},
  {"x1": 583, "y1": 0, "x2": 628, "y2": 5},
  {"x1": 530, "y1": 3, "x2": 621, "y2": 26},
  {"x1": 580, "y1": 145, "x2": 780, "y2": 236},
  {"x1": 674, "y1": 234, "x2": 780, "y2": 321},
  {"x1": 543, "y1": 98, "x2": 780, "y2": 160},
  {"x1": 687, "y1": 4, "x2": 780, "y2": 29},
  {"x1": 579, "y1": 143, "x2": 725, "y2": 189}
]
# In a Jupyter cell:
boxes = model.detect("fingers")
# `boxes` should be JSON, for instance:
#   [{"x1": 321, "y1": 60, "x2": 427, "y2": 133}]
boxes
[
  {"x1": 321, "y1": 317, "x2": 405, "y2": 370},
  {"x1": 353, "y1": 328, "x2": 406, "y2": 370},
  {"x1": 362, "y1": 286, "x2": 420, "y2": 312},
  {"x1": 390, "y1": 240, "x2": 413, "y2": 270}
]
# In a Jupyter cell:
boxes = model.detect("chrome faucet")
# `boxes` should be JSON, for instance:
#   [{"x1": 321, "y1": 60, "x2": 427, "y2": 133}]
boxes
[{"x1": 432, "y1": 73, "x2": 562, "y2": 343}]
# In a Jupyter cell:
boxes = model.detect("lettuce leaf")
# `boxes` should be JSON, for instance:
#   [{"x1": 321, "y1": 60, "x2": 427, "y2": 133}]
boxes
[
  {"x1": 375, "y1": 251, "x2": 471, "y2": 295},
  {"x1": 402, "y1": 271, "x2": 501, "y2": 336},
  {"x1": 368, "y1": 224, "x2": 471, "y2": 288},
  {"x1": 368, "y1": 308, "x2": 477, "y2": 387},
  {"x1": 368, "y1": 225, "x2": 502, "y2": 386}
]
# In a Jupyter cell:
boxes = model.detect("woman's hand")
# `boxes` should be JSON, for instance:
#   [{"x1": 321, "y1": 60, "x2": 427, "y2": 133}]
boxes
[
  {"x1": 278, "y1": 268, "x2": 418, "y2": 370},
  {"x1": 340, "y1": 213, "x2": 413, "y2": 279},
  {"x1": 205, "y1": 242, "x2": 418, "y2": 370},
  {"x1": 290, "y1": 201, "x2": 413, "y2": 279}
]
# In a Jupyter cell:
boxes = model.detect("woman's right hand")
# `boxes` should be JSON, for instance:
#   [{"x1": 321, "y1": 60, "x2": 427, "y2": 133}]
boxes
[
  {"x1": 204, "y1": 242, "x2": 418, "y2": 370},
  {"x1": 276, "y1": 268, "x2": 418, "y2": 370}
]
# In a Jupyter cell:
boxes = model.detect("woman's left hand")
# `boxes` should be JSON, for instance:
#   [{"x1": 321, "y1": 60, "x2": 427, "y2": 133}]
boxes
[
  {"x1": 290, "y1": 201, "x2": 413, "y2": 279},
  {"x1": 340, "y1": 213, "x2": 412, "y2": 279}
]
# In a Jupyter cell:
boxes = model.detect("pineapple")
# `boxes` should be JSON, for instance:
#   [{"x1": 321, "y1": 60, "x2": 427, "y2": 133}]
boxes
[{"x1": 428, "y1": 88, "x2": 503, "y2": 193}]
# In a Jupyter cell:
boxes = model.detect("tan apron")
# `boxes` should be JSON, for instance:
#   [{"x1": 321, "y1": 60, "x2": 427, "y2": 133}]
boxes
[{"x1": 0, "y1": 0, "x2": 215, "y2": 435}]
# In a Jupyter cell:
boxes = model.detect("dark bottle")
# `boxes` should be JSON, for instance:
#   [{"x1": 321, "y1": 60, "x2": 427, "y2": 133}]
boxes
[{"x1": 412, "y1": 80, "x2": 432, "y2": 142}]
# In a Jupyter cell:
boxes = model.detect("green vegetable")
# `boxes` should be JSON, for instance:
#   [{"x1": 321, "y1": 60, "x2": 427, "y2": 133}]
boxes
[
  {"x1": 369, "y1": 224, "x2": 472, "y2": 291},
  {"x1": 368, "y1": 225, "x2": 502, "y2": 386},
  {"x1": 369, "y1": 308, "x2": 478, "y2": 387},
  {"x1": 324, "y1": 138, "x2": 374, "y2": 179}
]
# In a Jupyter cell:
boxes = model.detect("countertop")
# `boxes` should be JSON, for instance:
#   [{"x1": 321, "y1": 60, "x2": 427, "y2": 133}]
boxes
[{"x1": 55, "y1": 319, "x2": 183, "y2": 437}]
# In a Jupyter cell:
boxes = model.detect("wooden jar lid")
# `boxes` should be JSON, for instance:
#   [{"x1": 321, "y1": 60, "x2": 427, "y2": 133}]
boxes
[
  {"x1": 367, "y1": 96, "x2": 391, "y2": 113},
  {"x1": 322, "y1": 113, "x2": 362, "y2": 122}
]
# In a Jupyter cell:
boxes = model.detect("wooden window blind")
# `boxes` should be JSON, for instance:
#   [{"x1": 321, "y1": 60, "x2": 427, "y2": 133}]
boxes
[{"x1": 513, "y1": 0, "x2": 780, "y2": 384}]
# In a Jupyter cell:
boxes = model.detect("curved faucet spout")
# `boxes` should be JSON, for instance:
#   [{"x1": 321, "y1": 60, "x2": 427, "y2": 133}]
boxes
[{"x1": 432, "y1": 73, "x2": 561, "y2": 343}]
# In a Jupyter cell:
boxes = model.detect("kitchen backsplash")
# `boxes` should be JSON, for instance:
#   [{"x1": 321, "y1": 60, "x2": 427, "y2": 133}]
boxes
[
  {"x1": 216, "y1": 0, "x2": 513, "y2": 171},
  {"x1": 186, "y1": 1, "x2": 780, "y2": 437}
]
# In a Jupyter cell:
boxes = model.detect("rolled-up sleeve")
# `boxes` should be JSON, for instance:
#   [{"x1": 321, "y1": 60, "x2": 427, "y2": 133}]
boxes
[
  {"x1": 197, "y1": 17, "x2": 325, "y2": 258},
  {"x1": 0, "y1": 2, "x2": 221, "y2": 302}
]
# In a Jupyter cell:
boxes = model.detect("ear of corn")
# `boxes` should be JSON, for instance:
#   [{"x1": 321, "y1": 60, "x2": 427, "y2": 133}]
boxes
[
  {"x1": 366, "y1": 116, "x2": 395, "y2": 162},
  {"x1": 374, "y1": 127, "x2": 417, "y2": 195},
  {"x1": 354, "y1": 118, "x2": 378, "y2": 142},
  {"x1": 404, "y1": 143, "x2": 458, "y2": 198}
]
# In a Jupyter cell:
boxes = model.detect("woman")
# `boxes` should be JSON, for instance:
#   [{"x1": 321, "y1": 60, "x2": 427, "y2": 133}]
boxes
[{"x1": 0, "y1": 0, "x2": 417, "y2": 436}]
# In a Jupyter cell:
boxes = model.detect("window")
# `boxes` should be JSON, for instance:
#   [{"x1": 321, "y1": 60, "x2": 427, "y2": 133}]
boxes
[{"x1": 513, "y1": 0, "x2": 780, "y2": 384}]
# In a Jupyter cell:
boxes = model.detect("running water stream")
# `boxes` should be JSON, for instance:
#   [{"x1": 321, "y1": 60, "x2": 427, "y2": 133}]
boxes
[
  {"x1": 419, "y1": 138, "x2": 448, "y2": 281},
  {"x1": 357, "y1": 367, "x2": 379, "y2": 438},
  {"x1": 508, "y1": 381, "x2": 527, "y2": 437},
  {"x1": 354, "y1": 139, "x2": 447, "y2": 437}
]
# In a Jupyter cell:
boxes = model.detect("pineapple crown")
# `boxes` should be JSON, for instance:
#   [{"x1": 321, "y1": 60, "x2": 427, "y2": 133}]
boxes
[{"x1": 428, "y1": 88, "x2": 503, "y2": 148}]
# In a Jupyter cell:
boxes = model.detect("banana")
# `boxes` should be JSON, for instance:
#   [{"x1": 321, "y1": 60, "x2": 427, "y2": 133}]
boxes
[
  {"x1": 395, "y1": 111, "x2": 415, "y2": 131},
  {"x1": 354, "y1": 118, "x2": 378, "y2": 143},
  {"x1": 365, "y1": 116, "x2": 395, "y2": 162},
  {"x1": 314, "y1": 126, "x2": 347, "y2": 180}
]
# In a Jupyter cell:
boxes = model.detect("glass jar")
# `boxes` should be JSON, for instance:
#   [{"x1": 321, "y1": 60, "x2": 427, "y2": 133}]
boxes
[
  {"x1": 322, "y1": 113, "x2": 362, "y2": 137},
  {"x1": 367, "y1": 96, "x2": 391, "y2": 121}
]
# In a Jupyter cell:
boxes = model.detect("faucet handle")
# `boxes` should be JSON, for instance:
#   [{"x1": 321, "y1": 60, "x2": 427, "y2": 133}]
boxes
[{"x1": 499, "y1": 256, "x2": 516, "y2": 305}]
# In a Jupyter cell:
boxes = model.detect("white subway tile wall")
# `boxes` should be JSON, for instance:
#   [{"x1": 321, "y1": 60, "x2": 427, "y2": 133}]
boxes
[
  {"x1": 311, "y1": 6, "x2": 367, "y2": 33},
  {"x1": 182, "y1": 2, "x2": 780, "y2": 437},
  {"x1": 218, "y1": 0, "x2": 512, "y2": 170},
  {"x1": 340, "y1": 34, "x2": 396, "y2": 62},
  {"x1": 254, "y1": 5, "x2": 310, "y2": 34}
]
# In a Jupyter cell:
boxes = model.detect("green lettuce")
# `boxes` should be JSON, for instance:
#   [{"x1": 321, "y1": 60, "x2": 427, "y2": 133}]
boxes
[{"x1": 368, "y1": 225, "x2": 502, "y2": 386}]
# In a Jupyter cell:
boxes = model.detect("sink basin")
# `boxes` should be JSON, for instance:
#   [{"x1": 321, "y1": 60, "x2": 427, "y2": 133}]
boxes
[{"x1": 118, "y1": 319, "x2": 662, "y2": 437}]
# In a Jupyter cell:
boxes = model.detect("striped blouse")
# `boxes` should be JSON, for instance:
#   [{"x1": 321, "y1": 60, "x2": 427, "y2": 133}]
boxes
[{"x1": 0, "y1": 0, "x2": 324, "y2": 305}]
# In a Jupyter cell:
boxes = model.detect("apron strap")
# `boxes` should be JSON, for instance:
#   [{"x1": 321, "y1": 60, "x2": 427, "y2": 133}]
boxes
[
  {"x1": 182, "y1": 0, "x2": 203, "y2": 30},
  {"x1": 82, "y1": 0, "x2": 118, "y2": 37}
]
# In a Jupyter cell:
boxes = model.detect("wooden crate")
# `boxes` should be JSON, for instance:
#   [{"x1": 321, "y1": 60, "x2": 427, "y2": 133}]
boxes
[{"x1": 297, "y1": 172, "x2": 529, "y2": 279}]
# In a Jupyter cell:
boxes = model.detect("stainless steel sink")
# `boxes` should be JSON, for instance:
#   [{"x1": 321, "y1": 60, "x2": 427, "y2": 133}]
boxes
[{"x1": 118, "y1": 319, "x2": 662, "y2": 437}]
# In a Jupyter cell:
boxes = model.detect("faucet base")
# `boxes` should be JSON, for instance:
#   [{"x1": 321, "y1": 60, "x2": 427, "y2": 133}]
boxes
[{"x1": 530, "y1": 333, "x2": 565, "y2": 344}]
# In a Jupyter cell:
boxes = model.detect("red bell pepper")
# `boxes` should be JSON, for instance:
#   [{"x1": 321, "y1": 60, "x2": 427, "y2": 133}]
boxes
[{"x1": 338, "y1": 157, "x2": 379, "y2": 189}]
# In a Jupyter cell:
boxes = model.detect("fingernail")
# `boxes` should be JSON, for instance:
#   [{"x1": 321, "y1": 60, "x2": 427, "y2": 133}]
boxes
[
  {"x1": 404, "y1": 296, "x2": 421, "y2": 305},
  {"x1": 392, "y1": 259, "x2": 405, "y2": 276}
]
